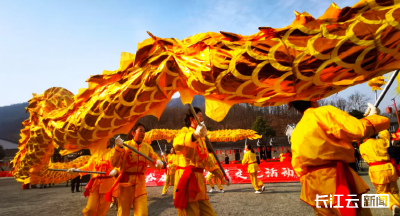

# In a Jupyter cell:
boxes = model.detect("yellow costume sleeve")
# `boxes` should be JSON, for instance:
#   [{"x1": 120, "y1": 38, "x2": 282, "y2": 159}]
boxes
[
  {"x1": 324, "y1": 106, "x2": 389, "y2": 142},
  {"x1": 111, "y1": 145, "x2": 125, "y2": 168},
  {"x1": 242, "y1": 152, "x2": 249, "y2": 165},
  {"x1": 379, "y1": 130, "x2": 391, "y2": 142},
  {"x1": 148, "y1": 144, "x2": 161, "y2": 162},
  {"x1": 173, "y1": 128, "x2": 197, "y2": 149}
]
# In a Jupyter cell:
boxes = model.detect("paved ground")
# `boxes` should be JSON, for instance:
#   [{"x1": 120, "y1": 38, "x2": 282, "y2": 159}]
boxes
[{"x1": 0, "y1": 169, "x2": 396, "y2": 216}]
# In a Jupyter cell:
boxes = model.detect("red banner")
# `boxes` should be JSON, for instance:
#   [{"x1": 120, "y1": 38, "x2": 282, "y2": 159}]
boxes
[
  {"x1": 0, "y1": 171, "x2": 12, "y2": 177},
  {"x1": 144, "y1": 162, "x2": 299, "y2": 187}
]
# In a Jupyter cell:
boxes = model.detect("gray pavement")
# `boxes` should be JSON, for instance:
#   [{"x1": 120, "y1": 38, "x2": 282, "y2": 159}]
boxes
[{"x1": 0, "y1": 168, "x2": 395, "y2": 216}]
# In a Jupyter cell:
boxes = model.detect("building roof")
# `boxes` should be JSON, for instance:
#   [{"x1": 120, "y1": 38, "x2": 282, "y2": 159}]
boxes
[
  {"x1": 0, "y1": 139, "x2": 18, "y2": 149},
  {"x1": 390, "y1": 117, "x2": 400, "y2": 124}
]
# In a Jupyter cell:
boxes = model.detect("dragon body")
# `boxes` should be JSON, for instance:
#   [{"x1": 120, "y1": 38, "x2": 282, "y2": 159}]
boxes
[{"x1": 12, "y1": 0, "x2": 400, "y2": 184}]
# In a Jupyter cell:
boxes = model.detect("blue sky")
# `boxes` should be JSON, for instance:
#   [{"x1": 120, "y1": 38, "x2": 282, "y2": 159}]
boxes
[{"x1": 1, "y1": 0, "x2": 399, "y2": 110}]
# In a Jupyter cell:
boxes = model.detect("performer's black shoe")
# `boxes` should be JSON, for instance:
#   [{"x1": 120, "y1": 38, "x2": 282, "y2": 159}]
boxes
[
  {"x1": 76, "y1": 190, "x2": 80, "y2": 192},
  {"x1": 71, "y1": 190, "x2": 75, "y2": 193}
]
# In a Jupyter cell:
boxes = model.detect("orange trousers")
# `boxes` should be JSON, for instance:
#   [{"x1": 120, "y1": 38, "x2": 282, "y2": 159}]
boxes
[
  {"x1": 82, "y1": 190, "x2": 111, "y2": 216},
  {"x1": 177, "y1": 200, "x2": 217, "y2": 216}
]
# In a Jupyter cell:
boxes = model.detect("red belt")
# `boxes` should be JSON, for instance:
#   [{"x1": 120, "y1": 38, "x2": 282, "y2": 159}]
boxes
[
  {"x1": 174, "y1": 166, "x2": 204, "y2": 210},
  {"x1": 105, "y1": 172, "x2": 144, "y2": 202},
  {"x1": 248, "y1": 162, "x2": 257, "y2": 165},
  {"x1": 369, "y1": 159, "x2": 400, "y2": 176},
  {"x1": 83, "y1": 176, "x2": 113, "y2": 197},
  {"x1": 305, "y1": 161, "x2": 357, "y2": 216}
]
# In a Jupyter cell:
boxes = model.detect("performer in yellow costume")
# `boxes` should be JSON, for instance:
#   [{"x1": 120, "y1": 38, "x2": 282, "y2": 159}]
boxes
[
  {"x1": 290, "y1": 101, "x2": 390, "y2": 216},
  {"x1": 67, "y1": 142, "x2": 118, "y2": 216},
  {"x1": 360, "y1": 130, "x2": 400, "y2": 216},
  {"x1": 173, "y1": 107, "x2": 230, "y2": 216},
  {"x1": 107, "y1": 123, "x2": 164, "y2": 216},
  {"x1": 162, "y1": 147, "x2": 177, "y2": 195},
  {"x1": 242, "y1": 144, "x2": 264, "y2": 194},
  {"x1": 206, "y1": 149, "x2": 224, "y2": 193}
]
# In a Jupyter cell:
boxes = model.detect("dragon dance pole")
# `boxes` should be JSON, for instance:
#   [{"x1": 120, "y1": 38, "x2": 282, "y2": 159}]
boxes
[
  {"x1": 374, "y1": 70, "x2": 400, "y2": 107},
  {"x1": 157, "y1": 140, "x2": 167, "y2": 162},
  {"x1": 122, "y1": 143, "x2": 155, "y2": 162},
  {"x1": 48, "y1": 169, "x2": 106, "y2": 174},
  {"x1": 121, "y1": 142, "x2": 167, "y2": 167},
  {"x1": 188, "y1": 104, "x2": 228, "y2": 179}
]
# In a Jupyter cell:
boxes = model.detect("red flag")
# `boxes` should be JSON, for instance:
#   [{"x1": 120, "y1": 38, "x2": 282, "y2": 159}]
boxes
[
  {"x1": 286, "y1": 146, "x2": 289, "y2": 151},
  {"x1": 225, "y1": 150, "x2": 227, "y2": 154},
  {"x1": 230, "y1": 150, "x2": 231, "y2": 154},
  {"x1": 262, "y1": 147, "x2": 264, "y2": 151},
  {"x1": 220, "y1": 150, "x2": 222, "y2": 154},
  {"x1": 272, "y1": 147, "x2": 274, "y2": 151},
  {"x1": 257, "y1": 148, "x2": 259, "y2": 152},
  {"x1": 282, "y1": 147, "x2": 284, "y2": 151},
  {"x1": 239, "y1": 149, "x2": 241, "y2": 154},
  {"x1": 267, "y1": 147, "x2": 269, "y2": 151},
  {"x1": 216, "y1": 150, "x2": 218, "y2": 155}
]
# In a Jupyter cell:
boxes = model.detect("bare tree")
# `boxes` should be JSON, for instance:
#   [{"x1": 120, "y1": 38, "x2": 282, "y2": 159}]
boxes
[
  {"x1": 347, "y1": 91, "x2": 370, "y2": 112},
  {"x1": 329, "y1": 95, "x2": 347, "y2": 111}
]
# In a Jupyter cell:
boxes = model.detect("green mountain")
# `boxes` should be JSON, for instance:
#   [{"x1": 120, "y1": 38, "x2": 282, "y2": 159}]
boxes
[{"x1": 0, "y1": 102, "x2": 29, "y2": 143}]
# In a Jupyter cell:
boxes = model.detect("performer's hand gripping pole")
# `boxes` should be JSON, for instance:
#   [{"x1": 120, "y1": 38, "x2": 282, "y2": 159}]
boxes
[
  {"x1": 374, "y1": 69, "x2": 400, "y2": 107},
  {"x1": 48, "y1": 169, "x2": 106, "y2": 174},
  {"x1": 188, "y1": 104, "x2": 228, "y2": 181}
]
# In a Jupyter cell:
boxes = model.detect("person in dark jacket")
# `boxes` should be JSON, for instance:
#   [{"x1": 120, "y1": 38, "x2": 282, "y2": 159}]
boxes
[
  {"x1": 388, "y1": 141, "x2": 400, "y2": 164},
  {"x1": 224, "y1": 155, "x2": 229, "y2": 164},
  {"x1": 255, "y1": 152, "x2": 260, "y2": 165},
  {"x1": 71, "y1": 151, "x2": 82, "y2": 193}
]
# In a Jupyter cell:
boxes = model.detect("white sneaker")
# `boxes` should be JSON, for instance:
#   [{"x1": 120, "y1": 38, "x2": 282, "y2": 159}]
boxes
[
  {"x1": 261, "y1": 186, "x2": 265, "y2": 192},
  {"x1": 219, "y1": 190, "x2": 225, "y2": 193},
  {"x1": 255, "y1": 190, "x2": 262, "y2": 194},
  {"x1": 393, "y1": 205, "x2": 400, "y2": 216},
  {"x1": 161, "y1": 193, "x2": 167, "y2": 196},
  {"x1": 209, "y1": 188, "x2": 215, "y2": 193}
]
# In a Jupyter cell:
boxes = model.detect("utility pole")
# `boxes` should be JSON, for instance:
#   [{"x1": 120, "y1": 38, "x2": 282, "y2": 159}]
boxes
[{"x1": 392, "y1": 98, "x2": 400, "y2": 129}]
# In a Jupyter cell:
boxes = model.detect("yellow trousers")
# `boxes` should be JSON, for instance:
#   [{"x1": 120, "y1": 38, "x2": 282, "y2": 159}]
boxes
[
  {"x1": 82, "y1": 190, "x2": 111, "y2": 216},
  {"x1": 118, "y1": 186, "x2": 148, "y2": 216},
  {"x1": 373, "y1": 181, "x2": 400, "y2": 210},
  {"x1": 177, "y1": 200, "x2": 217, "y2": 216},
  {"x1": 162, "y1": 174, "x2": 175, "y2": 194},
  {"x1": 206, "y1": 174, "x2": 223, "y2": 190},
  {"x1": 249, "y1": 172, "x2": 263, "y2": 191}
]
